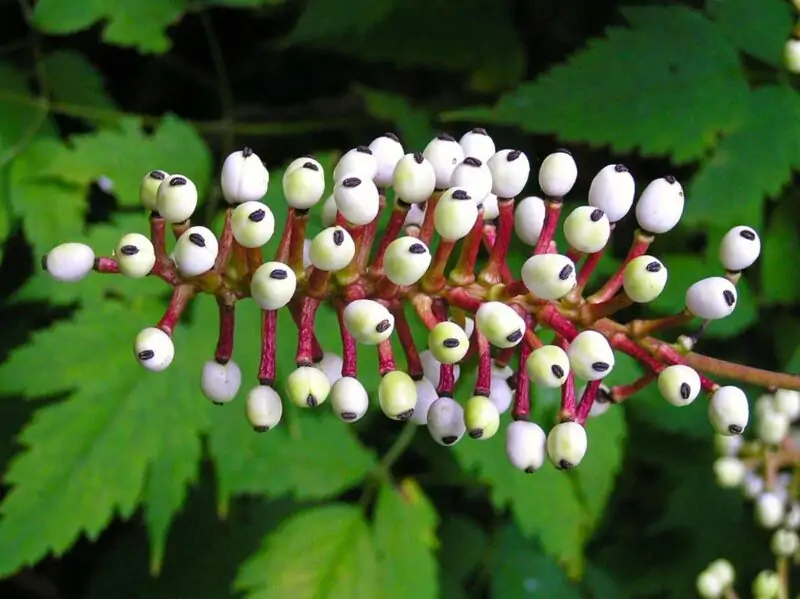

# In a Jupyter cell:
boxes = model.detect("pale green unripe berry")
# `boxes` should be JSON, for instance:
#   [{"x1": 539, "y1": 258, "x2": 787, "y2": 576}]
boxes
[
  {"x1": 635, "y1": 175, "x2": 684, "y2": 234},
  {"x1": 752, "y1": 570, "x2": 780, "y2": 599},
  {"x1": 139, "y1": 169, "x2": 168, "y2": 211},
  {"x1": 757, "y1": 408, "x2": 790, "y2": 446},
  {"x1": 378, "y1": 370, "x2": 417, "y2": 421},
  {"x1": 321, "y1": 194, "x2": 338, "y2": 227},
  {"x1": 410, "y1": 378, "x2": 438, "y2": 425},
  {"x1": 250, "y1": 262, "x2": 297, "y2": 310},
  {"x1": 420, "y1": 350, "x2": 460, "y2": 388},
  {"x1": 427, "y1": 396, "x2": 466, "y2": 446},
  {"x1": 285, "y1": 155, "x2": 323, "y2": 175},
  {"x1": 423, "y1": 134, "x2": 465, "y2": 189},
  {"x1": 157, "y1": 174, "x2": 198, "y2": 222},
  {"x1": 707, "y1": 559, "x2": 735, "y2": 589},
  {"x1": 286, "y1": 366, "x2": 331, "y2": 408},
  {"x1": 514, "y1": 196, "x2": 546, "y2": 245},
  {"x1": 221, "y1": 148, "x2": 269, "y2": 205},
  {"x1": 450, "y1": 157, "x2": 493, "y2": 203},
  {"x1": 771, "y1": 528, "x2": 799, "y2": 557},
  {"x1": 459, "y1": 128, "x2": 495, "y2": 164},
  {"x1": 343, "y1": 299, "x2": 395, "y2": 345},
  {"x1": 369, "y1": 133, "x2": 404, "y2": 188},
  {"x1": 719, "y1": 226, "x2": 760, "y2": 272},
  {"x1": 115, "y1": 233, "x2": 156, "y2": 279},
  {"x1": 547, "y1": 421, "x2": 588, "y2": 469},
  {"x1": 245, "y1": 385, "x2": 283, "y2": 432},
  {"x1": 333, "y1": 176, "x2": 380, "y2": 225},
  {"x1": 314, "y1": 351, "x2": 343, "y2": 386},
  {"x1": 475, "y1": 301, "x2": 526, "y2": 349},
  {"x1": 521, "y1": 254, "x2": 577, "y2": 300},
  {"x1": 587, "y1": 163, "x2": 635, "y2": 223},
  {"x1": 623, "y1": 255, "x2": 668, "y2": 303},
  {"x1": 713, "y1": 457, "x2": 746, "y2": 488},
  {"x1": 428, "y1": 321, "x2": 470, "y2": 365},
  {"x1": 567, "y1": 330, "x2": 615, "y2": 381},
  {"x1": 755, "y1": 492, "x2": 785, "y2": 529},
  {"x1": 526, "y1": 345, "x2": 570, "y2": 387},
  {"x1": 563, "y1": 206, "x2": 610, "y2": 253},
  {"x1": 333, "y1": 146, "x2": 378, "y2": 183},
  {"x1": 686, "y1": 277, "x2": 737, "y2": 320},
  {"x1": 309, "y1": 226, "x2": 355, "y2": 272},
  {"x1": 434, "y1": 187, "x2": 479, "y2": 240},
  {"x1": 201, "y1": 359, "x2": 242, "y2": 405},
  {"x1": 709, "y1": 386, "x2": 749, "y2": 436},
  {"x1": 134, "y1": 327, "x2": 174, "y2": 372},
  {"x1": 505, "y1": 420, "x2": 547, "y2": 473},
  {"x1": 384, "y1": 237, "x2": 431, "y2": 286},
  {"x1": 174, "y1": 226, "x2": 219, "y2": 277},
  {"x1": 283, "y1": 161, "x2": 325, "y2": 209},
  {"x1": 392, "y1": 152, "x2": 436, "y2": 204},
  {"x1": 538, "y1": 150, "x2": 577, "y2": 197},
  {"x1": 330, "y1": 376, "x2": 369, "y2": 422},
  {"x1": 774, "y1": 389, "x2": 800, "y2": 422},
  {"x1": 657, "y1": 364, "x2": 701, "y2": 407},
  {"x1": 231, "y1": 201, "x2": 275, "y2": 248},
  {"x1": 464, "y1": 395, "x2": 500, "y2": 440},
  {"x1": 785, "y1": 38, "x2": 800, "y2": 73},
  {"x1": 43, "y1": 242, "x2": 96, "y2": 283},
  {"x1": 696, "y1": 570, "x2": 724, "y2": 599}
]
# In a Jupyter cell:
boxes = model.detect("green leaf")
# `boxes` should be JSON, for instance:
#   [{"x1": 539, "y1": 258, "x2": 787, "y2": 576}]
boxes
[
  {"x1": 32, "y1": 0, "x2": 188, "y2": 53},
  {"x1": 286, "y1": 0, "x2": 395, "y2": 44},
  {"x1": 706, "y1": 0, "x2": 794, "y2": 66},
  {"x1": 0, "y1": 296, "x2": 218, "y2": 575},
  {"x1": 235, "y1": 504, "x2": 380, "y2": 599},
  {"x1": 761, "y1": 200, "x2": 800, "y2": 304},
  {"x1": 491, "y1": 524, "x2": 582, "y2": 599},
  {"x1": 685, "y1": 85, "x2": 800, "y2": 229},
  {"x1": 357, "y1": 87, "x2": 435, "y2": 151},
  {"x1": 373, "y1": 479, "x2": 439, "y2": 599},
  {"x1": 444, "y1": 6, "x2": 748, "y2": 164},
  {"x1": 209, "y1": 0, "x2": 286, "y2": 5},
  {"x1": 438, "y1": 515, "x2": 488, "y2": 599},
  {"x1": 42, "y1": 50, "x2": 115, "y2": 111}
]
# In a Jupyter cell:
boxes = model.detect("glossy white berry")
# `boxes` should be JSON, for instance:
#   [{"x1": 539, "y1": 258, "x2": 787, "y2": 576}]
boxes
[
  {"x1": 547, "y1": 421, "x2": 588, "y2": 469},
  {"x1": 434, "y1": 187, "x2": 479, "y2": 240},
  {"x1": 428, "y1": 321, "x2": 470, "y2": 365},
  {"x1": 756, "y1": 492, "x2": 785, "y2": 529},
  {"x1": 567, "y1": 330, "x2": 615, "y2": 381},
  {"x1": 283, "y1": 161, "x2": 325, "y2": 210},
  {"x1": 707, "y1": 559, "x2": 735, "y2": 589},
  {"x1": 526, "y1": 345, "x2": 570, "y2": 387},
  {"x1": 475, "y1": 302, "x2": 526, "y2": 349},
  {"x1": 330, "y1": 376, "x2": 369, "y2": 422},
  {"x1": 423, "y1": 134, "x2": 464, "y2": 189},
  {"x1": 134, "y1": 327, "x2": 174, "y2": 372},
  {"x1": 174, "y1": 226, "x2": 218, "y2": 277},
  {"x1": 635, "y1": 176, "x2": 684, "y2": 234},
  {"x1": 714, "y1": 433, "x2": 743, "y2": 457},
  {"x1": 538, "y1": 150, "x2": 577, "y2": 197},
  {"x1": 343, "y1": 299, "x2": 394, "y2": 345},
  {"x1": 200, "y1": 359, "x2": 242, "y2": 405},
  {"x1": 286, "y1": 366, "x2": 331, "y2": 408},
  {"x1": 140, "y1": 169, "x2": 168, "y2": 211},
  {"x1": 482, "y1": 193, "x2": 499, "y2": 220},
  {"x1": 488, "y1": 149, "x2": 530, "y2": 199},
  {"x1": 309, "y1": 226, "x2": 355, "y2": 272},
  {"x1": 369, "y1": 133, "x2": 404, "y2": 188},
  {"x1": 587, "y1": 164, "x2": 635, "y2": 222},
  {"x1": 384, "y1": 237, "x2": 431, "y2": 286},
  {"x1": 623, "y1": 255, "x2": 668, "y2": 303},
  {"x1": 742, "y1": 472, "x2": 765, "y2": 500},
  {"x1": 333, "y1": 146, "x2": 377, "y2": 183},
  {"x1": 709, "y1": 386, "x2": 749, "y2": 436},
  {"x1": 756, "y1": 393, "x2": 777, "y2": 419},
  {"x1": 459, "y1": 128, "x2": 496, "y2": 163},
  {"x1": 464, "y1": 395, "x2": 500, "y2": 440},
  {"x1": 696, "y1": 570, "x2": 724, "y2": 599},
  {"x1": 589, "y1": 385, "x2": 613, "y2": 418},
  {"x1": 420, "y1": 350, "x2": 460, "y2": 388},
  {"x1": 392, "y1": 152, "x2": 436, "y2": 204},
  {"x1": 490, "y1": 375, "x2": 514, "y2": 414},
  {"x1": 514, "y1": 196, "x2": 546, "y2": 245},
  {"x1": 756, "y1": 408, "x2": 790, "y2": 446},
  {"x1": 772, "y1": 528, "x2": 799, "y2": 557},
  {"x1": 505, "y1": 421, "x2": 547, "y2": 473},
  {"x1": 220, "y1": 148, "x2": 269, "y2": 205},
  {"x1": 563, "y1": 206, "x2": 611, "y2": 253},
  {"x1": 156, "y1": 174, "x2": 198, "y2": 223},
  {"x1": 657, "y1": 364, "x2": 701, "y2": 407},
  {"x1": 245, "y1": 385, "x2": 283, "y2": 432},
  {"x1": 250, "y1": 262, "x2": 297, "y2": 310},
  {"x1": 774, "y1": 389, "x2": 800, "y2": 422},
  {"x1": 784, "y1": 503, "x2": 800, "y2": 530},
  {"x1": 378, "y1": 371, "x2": 417, "y2": 421},
  {"x1": 43, "y1": 242, "x2": 95, "y2": 282},
  {"x1": 285, "y1": 155, "x2": 323, "y2": 175},
  {"x1": 686, "y1": 277, "x2": 737, "y2": 320},
  {"x1": 114, "y1": 233, "x2": 156, "y2": 279},
  {"x1": 719, "y1": 225, "x2": 761, "y2": 272},
  {"x1": 410, "y1": 377, "x2": 439, "y2": 425},
  {"x1": 314, "y1": 351, "x2": 343, "y2": 386},
  {"x1": 450, "y1": 157, "x2": 493, "y2": 203},
  {"x1": 785, "y1": 38, "x2": 800, "y2": 73},
  {"x1": 521, "y1": 254, "x2": 577, "y2": 300},
  {"x1": 333, "y1": 176, "x2": 380, "y2": 226},
  {"x1": 321, "y1": 194, "x2": 338, "y2": 227},
  {"x1": 427, "y1": 396, "x2": 466, "y2": 446},
  {"x1": 713, "y1": 457, "x2": 746, "y2": 488},
  {"x1": 231, "y1": 201, "x2": 275, "y2": 248}
]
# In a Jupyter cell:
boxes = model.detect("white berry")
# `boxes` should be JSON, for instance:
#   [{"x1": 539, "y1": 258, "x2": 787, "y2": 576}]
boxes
[
  {"x1": 567, "y1": 330, "x2": 615, "y2": 381},
  {"x1": 774, "y1": 389, "x2": 800, "y2": 422},
  {"x1": 309, "y1": 226, "x2": 355, "y2": 272},
  {"x1": 696, "y1": 570, "x2": 724, "y2": 599},
  {"x1": 174, "y1": 226, "x2": 218, "y2": 277},
  {"x1": 321, "y1": 193, "x2": 338, "y2": 227},
  {"x1": 708, "y1": 386, "x2": 749, "y2": 436},
  {"x1": 752, "y1": 569, "x2": 781, "y2": 598},
  {"x1": 505, "y1": 420, "x2": 547, "y2": 473},
  {"x1": 420, "y1": 350, "x2": 460, "y2": 388},
  {"x1": 450, "y1": 157, "x2": 493, "y2": 203},
  {"x1": 488, "y1": 149, "x2": 530, "y2": 199},
  {"x1": 140, "y1": 169, "x2": 168, "y2": 211},
  {"x1": 521, "y1": 254, "x2": 577, "y2": 300},
  {"x1": 313, "y1": 351, "x2": 343, "y2": 386},
  {"x1": 513, "y1": 196, "x2": 546, "y2": 245},
  {"x1": 410, "y1": 377, "x2": 438, "y2": 425},
  {"x1": 250, "y1": 261, "x2": 297, "y2": 310},
  {"x1": 333, "y1": 176, "x2": 380, "y2": 225},
  {"x1": 546, "y1": 421, "x2": 588, "y2": 469},
  {"x1": 383, "y1": 237, "x2": 431, "y2": 286},
  {"x1": 526, "y1": 344, "x2": 570, "y2": 388},
  {"x1": 490, "y1": 375, "x2": 514, "y2": 414},
  {"x1": 771, "y1": 528, "x2": 799, "y2": 557},
  {"x1": 785, "y1": 37, "x2": 800, "y2": 73},
  {"x1": 378, "y1": 370, "x2": 417, "y2": 421},
  {"x1": 231, "y1": 201, "x2": 275, "y2": 248},
  {"x1": 200, "y1": 359, "x2": 242, "y2": 405},
  {"x1": 156, "y1": 174, "x2": 198, "y2": 223},
  {"x1": 482, "y1": 193, "x2": 499, "y2": 220},
  {"x1": 635, "y1": 176, "x2": 684, "y2": 234},
  {"x1": 757, "y1": 408, "x2": 790, "y2": 446},
  {"x1": 427, "y1": 396, "x2": 466, "y2": 446},
  {"x1": 285, "y1": 155, "x2": 322, "y2": 175},
  {"x1": 686, "y1": 277, "x2": 737, "y2": 320},
  {"x1": 588, "y1": 164, "x2": 635, "y2": 222},
  {"x1": 459, "y1": 128, "x2": 495, "y2": 163},
  {"x1": 464, "y1": 395, "x2": 500, "y2": 440},
  {"x1": 245, "y1": 385, "x2": 283, "y2": 432},
  {"x1": 719, "y1": 225, "x2": 761, "y2": 272},
  {"x1": 43, "y1": 242, "x2": 95, "y2": 282},
  {"x1": 707, "y1": 559, "x2": 735, "y2": 589},
  {"x1": 392, "y1": 152, "x2": 436, "y2": 204},
  {"x1": 343, "y1": 299, "x2": 394, "y2": 345},
  {"x1": 330, "y1": 376, "x2": 369, "y2": 422},
  {"x1": 369, "y1": 133, "x2": 404, "y2": 188},
  {"x1": 134, "y1": 327, "x2": 174, "y2": 372},
  {"x1": 423, "y1": 134, "x2": 464, "y2": 189},
  {"x1": 623, "y1": 255, "x2": 668, "y2": 303},
  {"x1": 220, "y1": 148, "x2": 269, "y2": 205},
  {"x1": 756, "y1": 492, "x2": 786, "y2": 529},
  {"x1": 563, "y1": 206, "x2": 611, "y2": 253},
  {"x1": 657, "y1": 364, "x2": 701, "y2": 406},
  {"x1": 286, "y1": 366, "x2": 331, "y2": 408},
  {"x1": 713, "y1": 457, "x2": 746, "y2": 488},
  {"x1": 333, "y1": 146, "x2": 377, "y2": 183},
  {"x1": 475, "y1": 301, "x2": 526, "y2": 349},
  {"x1": 283, "y1": 161, "x2": 325, "y2": 210},
  {"x1": 428, "y1": 321, "x2": 470, "y2": 365},
  {"x1": 538, "y1": 150, "x2": 577, "y2": 197},
  {"x1": 434, "y1": 187, "x2": 479, "y2": 241}
]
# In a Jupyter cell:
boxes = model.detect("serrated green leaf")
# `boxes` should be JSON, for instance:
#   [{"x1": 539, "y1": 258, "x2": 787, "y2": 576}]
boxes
[
  {"x1": 235, "y1": 504, "x2": 380, "y2": 599},
  {"x1": 286, "y1": 0, "x2": 395, "y2": 44},
  {"x1": 357, "y1": 87, "x2": 435, "y2": 151},
  {"x1": 32, "y1": 0, "x2": 188, "y2": 53},
  {"x1": 373, "y1": 479, "x2": 439, "y2": 599},
  {"x1": 761, "y1": 201, "x2": 800, "y2": 304},
  {"x1": 42, "y1": 50, "x2": 115, "y2": 112},
  {"x1": 706, "y1": 0, "x2": 794, "y2": 66},
  {"x1": 685, "y1": 85, "x2": 800, "y2": 229},
  {"x1": 491, "y1": 524, "x2": 582, "y2": 599},
  {"x1": 444, "y1": 6, "x2": 748, "y2": 164},
  {"x1": 0, "y1": 296, "x2": 217, "y2": 575}
]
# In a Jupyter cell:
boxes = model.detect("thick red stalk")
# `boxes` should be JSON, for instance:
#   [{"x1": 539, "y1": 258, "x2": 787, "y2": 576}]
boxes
[
  {"x1": 609, "y1": 373, "x2": 656, "y2": 402},
  {"x1": 513, "y1": 319, "x2": 533, "y2": 420},
  {"x1": 306, "y1": 266, "x2": 332, "y2": 298},
  {"x1": 371, "y1": 201, "x2": 408, "y2": 275},
  {"x1": 172, "y1": 220, "x2": 190, "y2": 241},
  {"x1": 481, "y1": 225, "x2": 513, "y2": 283},
  {"x1": 337, "y1": 302, "x2": 358, "y2": 378},
  {"x1": 566, "y1": 248, "x2": 583, "y2": 263},
  {"x1": 431, "y1": 297, "x2": 449, "y2": 322},
  {"x1": 610, "y1": 332, "x2": 668, "y2": 376},
  {"x1": 411, "y1": 294, "x2": 439, "y2": 330},
  {"x1": 288, "y1": 300, "x2": 323, "y2": 361},
  {"x1": 478, "y1": 199, "x2": 514, "y2": 285},
  {"x1": 295, "y1": 296, "x2": 321, "y2": 366},
  {"x1": 576, "y1": 246, "x2": 607, "y2": 291},
  {"x1": 337, "y1": 225, "x2": 366, "y2": 286},
  {"x1": 450, "y1": 209, "x2": 485, "y2": 285},
  {"x1": 93, "y1": 257, "x2": 119, "y2": 273},
  {"x1": 288, "y1": 211, "x2": 309, "y2": 275},
  {"x1": 418, "y1": 191, "x2": 443, "y2": 245},
  {"x1": 575, "y1": 380, "x2": 601, "y2": 424},
  {"x1": 494, "y1": 347, "x2": 516, "y2": 368},
  {"x1": 533, "y1": 199, "x2": 563, "y2": 255},
  {"x1": 583, "y1": 293, "x2": 634, "y2": 321},
  {"x1": 474, "y1": 331, "x2": 492, "y2": 396},
  {"x1": 588, "y1": 229, "x2": 653, "y2": 304},
  {"x1": 149, "y1": 214, "x2": 168, "y2": 259},
  {"x1": 628, "y1": 311, "x2": 693, "y2": 338},
  {"x1": 446, "y1": 287, "x2": 484, "y2": 314},
  {"x1": 215, "y1": 209, "x2": 234, "y2": 271},
  {"x1": 156, "y1": 284, "x2": 195, "y2": 335},
  {"x1": 524, "y1": 328, "x2": 544, "y2": 350},
  {"x1": 392, "y1": 304, "x2": 423, "y2": 378},
  {"x1": 355, "y1": 194, "x2": 386, "y2": 271},
  {"x1": 437, "y1": 364, "x2": 456, "y2": 397},
  {"x1": 377, "y1": 339, "x2": 396, "y2": 375},
  {"x1": 258, "y1": 309, "x2": 277, "y2": 385},
  {"x1": 376, "y1": 277, "x2": 401, "y2": 301},
  {"x1": 560, "y1": 372, "x2": 577, "y2": 420},
  {"x1": 538, "y1": 304, "x2": 578, "y2": 341},
  {"x1": 275, "y1": 209, "x2": 294, "y2": 263},
  {"x1": 214, "y1": 299, "x2": 236, "y2": 364},
  {"x1": 421, "y1": 239, "x2": 456, "y2": 292}
]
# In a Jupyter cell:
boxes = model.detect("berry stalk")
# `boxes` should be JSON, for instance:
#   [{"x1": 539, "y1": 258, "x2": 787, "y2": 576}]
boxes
[
  {"x1": 295, "y1": 296, "x2": 321, "y2": 366},
  {"x1": 337, "y1": 302, "x2": 358, "y2": 378},
  {"x1": 480, "y1": 223, "x2": 513, "y2": 282},
  {"x1": 288, "y1": 211, "x2": 309, "y2": 275},
  {"x1": 157, "y1": 284, "x2": 195, "y2": 335},
  {"x1": 258, "y1": 308, "x2": 277, "y2": 385},
  {"x1": 371, "y1": 200, "x2": 410, "y2": 275},
  {"x1": 214, "y1": 298, "x2": 236, "y2": 364},
  {"x1": 418, "y1": 191, "x2": 443, "y2": 245},
  {"x1": 421, "y1": 239, "x2": 456, "y2": 292},
  {"x1": 377, "y1": 339, "x2": 396, "y2": 375},
  {"x1": 275, "y1": 209, "x2": 294, "y2": 263},
  {"x1": 93, "y1": 257, "x2": 119, "y2": 273},
  {"x1": 449, "y1": 208, "x2": 485, "y2": 285},
  {"x1": 513, "y1": 319, "x2": 533, "y2": 420},
  {"x1": 575, "y1": 380, "x2": 602, "y2": 424},
  {"x1": 588, "y1": 229, "x2": 653, "y2": 303},
  {"x1": 582, "y1": 292, "x2": 634, "y2": 322},
  {"x1": 533, "y1": 198, "x2": 563, "y2": 255},
  {"x1": 215, "y1": 208, "x2": 234, "y2": 271},
  {"x1": 392, "y1": 304, "x2": 423, "y2": 379},
  {"x1": 608, "y1": 373, "x2": 655, "y2": 402},
  {"x1": 478, "y1": 199, "x2": 514, "y2": 285},
  {"x1": 474, "y1": 331, "x2": 492, "y2": 396}
]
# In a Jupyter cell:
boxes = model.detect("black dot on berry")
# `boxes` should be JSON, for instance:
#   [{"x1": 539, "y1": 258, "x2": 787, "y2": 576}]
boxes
[
  {"x1": 441, "y1": 435, "x2": 458, "y2": 445},
  {"x1": 306, "y1": 395, "x2": 318, "y2": 408},
  {"x1": 384, "y1": 132, "x2": 399, "y2": 142},
  {"x1": 557, "y1": 459, "x2": 573, "y2": 470},
  {"x1": 664, "y1": 175, "x2": 677, "y2": 184},
  {"x1": 412, "y1": 152, "x2": 424, "y2": 164},
  {"x1": 376, "y1": 319, "x2": 391, "y2": 333},
  {"x1": 723, "y1": 290, "x2": 736, "y2": 306},
  {"x1": 551, "y1": 364, "x2": 564, "y2": 378},
  {"x1": 253, "y1": 425, "x2": 269, "y2": 433},
  {"x1": 645, "y1": 261, "x2": 662, "y2": 273},
  {"x1": 248, "y1": 209, "x2": 266, "y2": 223},
  {"x1": 340, "y1": 412, "x2": 357, "y2": 421},
  {"x1": 592, "y1": 361, "x2": 610, "y2": 372},
  {"x1": 558, "y1": 265, "x2": 574, "y2": 280},
  {"x1": 138, "y1": 350, "x2": 155, "y2": 361},
  {"x1": 436, "y1": 133, "x2": 456, "y2": 142},
  {"x1": 269, "y1": 269, "x2": 288, "y2": 280},
  {"x1": 506, "y1": 330, "x2": 523, "y2": 343},
  {"x1": 463, "y1": 157, "x2": 482, "y2": 167},
  {"x1": 471, "y1": 127, "x2": 488, "y2": 135},
  {"x1": 409, "y1": 243, "x2": 426, "y2": 254},
  {"x1": 149, "y1": 170, "x2": 166, "y2": 180},
  {"x1": 242, "y1": 147, "x2": 254, "y2": 158},
  {"x1": 169, "y1": 176, "x2": 187, "y2": 187},
  {"x1": 728, "y1": 424, "x2": 743, "y2": 435},
  {"x1": 739, "y1": 229, "x2": 756, "y2": 241},
  {"x1": 452, "y1": 189, "x2": 471, "y2": 201},
  {"x1": 468, "y1": 429, "x2": 484, "y2": 439},
  {"x1": 120, "y1": 245, "x2": 139, "y2": 256},
  {"x1": 443, "y1": 338, "x2": 460, "y2": 348},
  {"x1": 41, "y1": 255, "x2": 49, "y2": 271},
  {"x1": 556, "y1": 148, "x2": 572, "y2": 156},
  {"x1": 679, "y1": 382, "x2": 691, "y2": 400},
  {"x1": 590, "y1": 209, "x2": 604, "y2": 222},
  {"x1": 188, "y1": 233, "x2": 206, "y2": 247},
  {"x1": 614, "y1": 164, "x2": 628, "y2": 173},
  {"x1": 333, "y1": 229, "x2": 345, "y2": 246},
  {"x1": 342, "y1": 177, "x2": 361, "y2": 188},
  {"x1": 507, "y1": 150, "x2": 522, "y2": 161},
  {"x1": 524, "y1": 466, "x2": 536, "y2": 474},
  {"x1": 302, "y1": 162, "x2": 319, "y2": 171},
  {"x1": 355, "y1": 145, "x2": 372, "y2": 154},
  {"x1": 396, "y1": 409, "x2": 414, "y2": 421}
]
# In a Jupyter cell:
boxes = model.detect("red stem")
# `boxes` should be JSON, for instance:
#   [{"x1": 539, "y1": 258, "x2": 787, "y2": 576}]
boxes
[
  {"x1": 474, "y1": 331, "x2": 492, "y2": 396},
  {"x1": 481, "y1": 225, "x2": 513, "y2": 282},
  {"x1": 588, "y1": 229, "x2": 653, "y2": 304},
  {"x1": 156, "y1": 284, "x2": 194, "y2": 336},
  {"x1": 575, "y1": 380, "x2": 601, "y2": 424},
  {"x1": 566, "y1": 248, "x2": 583, "y2": 263},
  {"x1": 392, "y1": 304, "x2": 423, "y2": 378},
  {"x1": 214, "y1": 299, "x2": 236, "y2": 364},
  {"x1": 418, "y1": 191, "x2": 442, "y2": 246},
  {"x1": 576, "y1": 246, "x2": 607, "y2": 291},
  {"x1": 307, "y1": 266, "x2": 332, "y2": 298},
  {"x1": 377, "y1": 340, "x2": 396, "y2": 375},
  {"x1": 93, "y1": 257, "x2": 119, "y2": 273},
  {"x1": 337, "y1": 302, "x2": 358, "y2": 378},
  {"x1": 609, "y1": 373, "x2": 655, "y2": 402},
  {"x1": 494, "y1": 347, "x2": 515, "y2": 368},
  {"x1": 538, "y1": 304, "x2": 578, "y2": 341},
  {"x1": 422, "y1": 239, "x2": 456, "y2": 292},
  {"x1": 560, "y1": 372, "x2": 577, "y2": 420},
  {"x1": 371, "y1": 201, "x2": 408, "y2": 275},
  {"x1": 288, "y1": 212, "x2": 309, "y2": 275},
  {"x1": 288, "y1": 300, "x2": 323, "y2": 361},
  {"x1": 512, "y1": 317, "x2": 533, "y2": 420},
  {"x1": 478, "y1": 199, "x2": 514, "y2": 285},
  {"x1": 446, "y1": 287, "x2": 484, "y2": 314},
  {"x1": 295, "y1": 296, "x2": 321, "y2": 366},
  {"x1": 356, "y1": 193, "x2": 385, "y2": 271},
  {"x1": 533, "y1": 199, "x2": 563, "y2": 255},
  {"x1": 275, "y1": 209, "x2": 294, "y2": 263},
  {"x1": 258, "y1": 309, "x2": 277, "y2": 385},
  {"x1": 215, "y1": 208, "x2": 234, "y2": 272},
  {"x1": 437, "y1": 364, "x2": 456, "y2": 397},
  {"x1": 584, "y1": 293, "x2": 634, "y2": 321},
  {"x1": 450, "y1": 208, "x2": 485, "y2": 285},
  {"x1": 150, "y1": 214, "x2": 168, "y2": 259}
]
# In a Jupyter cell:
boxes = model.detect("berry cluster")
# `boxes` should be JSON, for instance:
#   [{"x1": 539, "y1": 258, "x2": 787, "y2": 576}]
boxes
[{"x1": 42, "y1": 129, "x2": 800, "y2": 477}]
